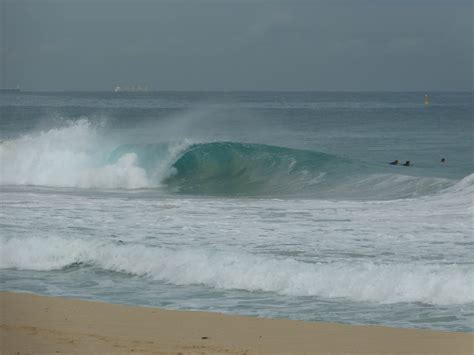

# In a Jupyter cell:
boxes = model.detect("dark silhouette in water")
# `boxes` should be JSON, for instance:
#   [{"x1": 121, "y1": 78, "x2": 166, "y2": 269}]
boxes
[
  {"x1": 441, "y1": 158, "x2": 446, "y2": 163},
  {"x1": 403, "y1": 161, "x2": 411, "y2": 167},
  {"x1": 389, "y1": 160, "x2": 399, "y2": 165}
]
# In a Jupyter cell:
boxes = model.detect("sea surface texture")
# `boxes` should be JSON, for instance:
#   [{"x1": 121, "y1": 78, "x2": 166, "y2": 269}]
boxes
[{"x1": 0, "y1": 92, "x2": 472, "y2": 332}]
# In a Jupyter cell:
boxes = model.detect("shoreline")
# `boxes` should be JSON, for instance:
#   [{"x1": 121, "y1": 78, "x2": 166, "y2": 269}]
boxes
[{"x1": 1, "y1": 292, "x2": 472, "y2": 354}]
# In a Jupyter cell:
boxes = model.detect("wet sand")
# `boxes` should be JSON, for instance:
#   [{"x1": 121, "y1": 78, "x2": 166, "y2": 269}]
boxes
[{"x1": 1, "y1": 292, "x2": 472, "y2": 354}]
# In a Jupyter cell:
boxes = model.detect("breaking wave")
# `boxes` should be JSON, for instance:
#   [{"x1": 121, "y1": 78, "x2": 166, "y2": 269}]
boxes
[
  {"x1": 1, "y1": 235, "x2": 472, "y2": 305},
  {"x1": 0, "y1": 119, "x2": 465, "y2": 199}
]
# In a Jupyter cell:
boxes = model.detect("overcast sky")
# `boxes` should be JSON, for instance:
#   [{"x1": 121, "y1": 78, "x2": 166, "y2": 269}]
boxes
[{"x1": 1, "y1": 0, "x2": 472, "y2": 91}]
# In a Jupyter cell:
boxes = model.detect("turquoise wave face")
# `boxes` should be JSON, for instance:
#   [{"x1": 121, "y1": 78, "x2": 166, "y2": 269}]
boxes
[
  {"x1": 107, "y1": 141, "x2": 454, "y2": 198},
  {"x1": 164, "y1": 142, "x2": 355, "y2": 195}
]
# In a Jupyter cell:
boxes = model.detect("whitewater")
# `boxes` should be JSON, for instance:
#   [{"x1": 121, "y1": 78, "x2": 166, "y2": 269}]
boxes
[{"x1": 0, "y1": 91, "x2": 472, "y2": 332}]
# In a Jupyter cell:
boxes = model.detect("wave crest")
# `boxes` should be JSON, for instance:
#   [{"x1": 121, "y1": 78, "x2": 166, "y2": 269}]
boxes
[
  {"x1": 0, "y1": 119, "x2": 464, "y2": 199},
  {"x1": 1, "y1": 235, "x2": 472, "y2": 305},
  {"x1": 0, "y1": 119, "x2": 150, "y2": 188}
]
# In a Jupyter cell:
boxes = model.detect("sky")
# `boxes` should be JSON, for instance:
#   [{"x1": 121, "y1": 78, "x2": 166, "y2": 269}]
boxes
[{"x1": 1, "y1": 0, "x2": 472, "y2": 91}]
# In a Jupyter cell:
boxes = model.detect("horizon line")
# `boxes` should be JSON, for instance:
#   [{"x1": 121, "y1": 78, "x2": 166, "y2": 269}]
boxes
[{"x1": 4, "y1": 89, "x2": 473, "y2": 93}]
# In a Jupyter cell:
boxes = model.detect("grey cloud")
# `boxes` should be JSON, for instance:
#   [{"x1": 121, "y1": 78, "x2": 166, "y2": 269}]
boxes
[{"x1": 1, "y1": 0, "x2": 472, "y2": 91}]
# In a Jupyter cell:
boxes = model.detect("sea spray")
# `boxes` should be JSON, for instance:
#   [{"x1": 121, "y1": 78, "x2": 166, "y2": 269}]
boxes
[
  {"x1": 0, "y1": 119, "x2": 149, "y2": 188},
  {"x1": 0, "y1": 119, "x2": 187, "y2": 189}
]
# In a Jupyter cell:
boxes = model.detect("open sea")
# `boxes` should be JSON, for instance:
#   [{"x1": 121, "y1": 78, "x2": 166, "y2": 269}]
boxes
[{"x1": 0, "y1": 91, "x2": 472, "y2": 332}]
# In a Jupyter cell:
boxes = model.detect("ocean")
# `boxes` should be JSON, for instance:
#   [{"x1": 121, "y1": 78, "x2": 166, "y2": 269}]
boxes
[{"x1": 0, "y1": 91, "x2": 472, "y2": 332}]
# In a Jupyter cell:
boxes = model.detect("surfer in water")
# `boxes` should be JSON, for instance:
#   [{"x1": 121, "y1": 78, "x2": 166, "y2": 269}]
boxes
[
  {"x1": 441, "y1": 158, "x2": 446, "y2": 163},
  {"x1": 389, "y1": 160, "x2": 399, "y2": 165},
  {"x1": 403, "y1": 161, "x2": 411, "y2": 167}
]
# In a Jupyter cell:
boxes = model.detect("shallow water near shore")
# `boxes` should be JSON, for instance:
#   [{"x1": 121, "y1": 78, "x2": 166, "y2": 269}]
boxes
[{"x1": 1, "y1": 91, "x2": 472, "y2": 332}]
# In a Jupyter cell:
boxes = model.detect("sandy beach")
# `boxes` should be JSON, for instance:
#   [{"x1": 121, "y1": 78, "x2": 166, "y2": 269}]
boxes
[{"x1": 0, "y1": 292, "x2": 472, "y2": 354}]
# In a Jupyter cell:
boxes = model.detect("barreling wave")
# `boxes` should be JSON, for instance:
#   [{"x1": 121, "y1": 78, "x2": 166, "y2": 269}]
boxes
[
  {"x1": 163, "y1": 142, "x2": 356, "y2": 195},
  {"x1": 0, "y1": 119, "x2": 464, "y2": 199},
  {"x1": 164, "y1": 143, "x2": 462, "y2": 198}
]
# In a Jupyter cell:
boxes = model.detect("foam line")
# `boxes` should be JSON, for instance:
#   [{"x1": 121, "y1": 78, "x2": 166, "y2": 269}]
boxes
[{"x1": 1, "y1": 236, "x2": 472, "y2": 305}]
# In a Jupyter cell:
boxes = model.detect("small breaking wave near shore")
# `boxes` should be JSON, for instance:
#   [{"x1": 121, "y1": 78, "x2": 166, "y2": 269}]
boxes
[{"x1": 1, "y1": 235, "x2": 473, "y2": 306}]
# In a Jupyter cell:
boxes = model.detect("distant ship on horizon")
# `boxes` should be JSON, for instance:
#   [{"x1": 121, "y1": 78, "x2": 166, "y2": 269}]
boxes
[{"x1": 114, "y1": 85, "x2": 149, "y2": 92}]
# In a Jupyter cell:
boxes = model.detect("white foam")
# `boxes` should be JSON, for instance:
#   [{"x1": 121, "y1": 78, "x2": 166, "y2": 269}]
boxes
[
  {"x1": 0, "y1": 119, "x2": 190, "y2": 189},
  {"x1": 442, "y1": 173, "x2": 474, "y2": 195},
  {"x1": 1, "y1": 236, "x2": 472, "y2": 305}
]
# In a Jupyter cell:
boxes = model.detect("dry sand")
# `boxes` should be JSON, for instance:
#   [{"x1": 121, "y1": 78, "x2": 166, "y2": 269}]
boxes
[{"x1": 1, "y1": 291, "x2": 472, "y2": 354}]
